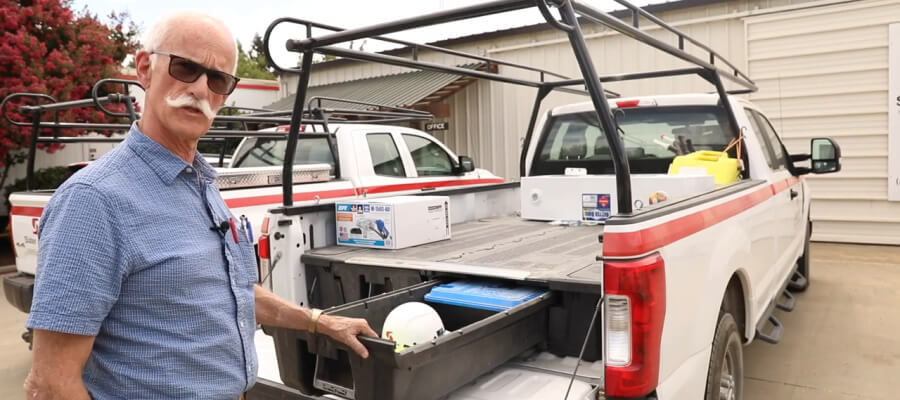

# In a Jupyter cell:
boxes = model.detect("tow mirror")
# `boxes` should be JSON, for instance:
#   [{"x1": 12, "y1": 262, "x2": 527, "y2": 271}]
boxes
[
  {"x1": 456, "y1": 156, "x2": 475, "y2": 174},
  {"x1": 810, "y1": 138, "x2": 841, "y2": 174}
]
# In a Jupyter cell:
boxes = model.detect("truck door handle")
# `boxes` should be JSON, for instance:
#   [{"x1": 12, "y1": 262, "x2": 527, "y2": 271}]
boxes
[{"x1": 790, "y1": 189, "x2": 798, "y2": 200}]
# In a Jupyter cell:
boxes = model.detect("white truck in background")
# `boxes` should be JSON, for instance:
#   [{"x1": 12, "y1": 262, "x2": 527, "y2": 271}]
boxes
[{"x1": 2, "y1": 122, "x2": 502, "y2": 327}]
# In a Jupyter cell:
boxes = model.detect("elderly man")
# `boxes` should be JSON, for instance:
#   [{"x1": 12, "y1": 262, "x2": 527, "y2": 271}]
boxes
[{"x1": 23, "y1": 12, "x2": 376, "y2": 399}]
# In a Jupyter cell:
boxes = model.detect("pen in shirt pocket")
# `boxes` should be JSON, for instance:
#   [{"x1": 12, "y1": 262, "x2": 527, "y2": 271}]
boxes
[
  {"x1": 229, "y1": 217, "x2": 239, "y2": 243},
  {"x1": 243, "y1": 215, "x2": 254, "y2": 242}
]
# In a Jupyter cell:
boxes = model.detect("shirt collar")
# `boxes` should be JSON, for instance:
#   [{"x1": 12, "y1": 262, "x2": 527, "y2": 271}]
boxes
[{"x1": 126, "y1": 123, "x2": 218, "y2": 185}]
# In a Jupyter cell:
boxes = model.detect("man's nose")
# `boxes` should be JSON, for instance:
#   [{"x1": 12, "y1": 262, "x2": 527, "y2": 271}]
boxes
[{"x1": 185, "y1": 72, "x2": 210, "y2": 101}]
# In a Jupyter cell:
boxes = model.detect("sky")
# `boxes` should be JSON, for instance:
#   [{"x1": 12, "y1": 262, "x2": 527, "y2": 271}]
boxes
[{"x1": 74, "y1": 0, "x2": 663, "y2": 67}]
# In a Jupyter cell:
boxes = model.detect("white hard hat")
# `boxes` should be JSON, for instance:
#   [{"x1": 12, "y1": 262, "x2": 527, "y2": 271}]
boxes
[{"x1": 381, "y1": 302, "x2": 446, "y2": 352}]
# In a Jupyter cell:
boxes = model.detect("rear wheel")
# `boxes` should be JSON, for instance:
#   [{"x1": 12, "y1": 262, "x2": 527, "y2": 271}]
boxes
[{"x1": 705, "y1": 312, "x2": 743, "y2": 400}]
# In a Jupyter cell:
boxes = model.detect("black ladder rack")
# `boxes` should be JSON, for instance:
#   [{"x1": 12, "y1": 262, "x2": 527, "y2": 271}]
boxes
[
  {"x1": 266, "y1": 0, "x2": 757, "y2": 211},
  {"x1": 1, "y1": 78, "x2": 435, "y2": 190}
]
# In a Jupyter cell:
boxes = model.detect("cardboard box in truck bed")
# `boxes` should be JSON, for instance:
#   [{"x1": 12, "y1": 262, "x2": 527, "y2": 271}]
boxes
[{"x1": 336, "y1": 196, "x2": 451, "y2": 249}]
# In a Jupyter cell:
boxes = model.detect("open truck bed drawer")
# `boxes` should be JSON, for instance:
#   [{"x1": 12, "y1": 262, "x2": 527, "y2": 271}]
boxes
[{"x1": 265, "y1": 280, "x2": 553, "y2": 400}]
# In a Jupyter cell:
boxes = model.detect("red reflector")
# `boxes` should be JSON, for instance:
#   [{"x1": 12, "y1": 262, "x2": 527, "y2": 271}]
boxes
[
  {"x1": 258, "y1": 235, "x2": 270, "y2": 260},
  {"x1": 616, "y1": 100, "x2": 641, "y2": 108},
  {"x1": 605, "y1": 253, "x2": 666, "y2": 398}
]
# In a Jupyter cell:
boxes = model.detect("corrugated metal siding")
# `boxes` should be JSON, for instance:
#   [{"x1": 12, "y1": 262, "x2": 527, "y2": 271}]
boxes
[
  {"x1": 430, "y1": 80, "x2": 496, "y2": 175},
  {"x1": 746, "y1": 0, "x2": 900, "y2": 244},
  {"x1": 267, "y1": 64, "x2": 482, "y2": 111}
]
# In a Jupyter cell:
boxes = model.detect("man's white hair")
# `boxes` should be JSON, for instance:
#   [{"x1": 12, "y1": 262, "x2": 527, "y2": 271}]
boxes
[{"x1": 142, "y1": 11, "x2": 238, "y2": 75}]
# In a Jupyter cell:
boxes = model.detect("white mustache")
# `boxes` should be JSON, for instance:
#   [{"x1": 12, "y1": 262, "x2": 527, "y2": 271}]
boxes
[{"x1": 166, "y1": 94, "x2": 217, "y2": 119}]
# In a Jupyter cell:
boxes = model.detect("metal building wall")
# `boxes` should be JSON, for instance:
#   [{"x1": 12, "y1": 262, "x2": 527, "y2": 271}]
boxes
[{"x1": 745, "y1": 0, "x2": 900, "y2": 244}]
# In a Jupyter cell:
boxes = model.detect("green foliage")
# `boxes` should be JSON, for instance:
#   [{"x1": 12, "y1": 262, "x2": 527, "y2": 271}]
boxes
[
  {"x1": 236, "y1": 35, "x2": 275, "y2": 80},
  {"x1": 0, "y1": 0, "x2": 139, "y2": 189}
]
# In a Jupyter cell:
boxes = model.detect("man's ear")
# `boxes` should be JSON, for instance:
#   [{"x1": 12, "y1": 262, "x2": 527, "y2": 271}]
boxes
[{"x1": 135, "y1": 51, "x2": 152, "y2": 89}]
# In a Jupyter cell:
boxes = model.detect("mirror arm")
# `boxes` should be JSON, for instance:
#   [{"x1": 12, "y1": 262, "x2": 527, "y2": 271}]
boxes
[
  {"x1": 793, "y1": 166, "x2": 812, "y2": 176},
  {"x1": 790, "y1": 154, "x2": 811, "y2": 162}
]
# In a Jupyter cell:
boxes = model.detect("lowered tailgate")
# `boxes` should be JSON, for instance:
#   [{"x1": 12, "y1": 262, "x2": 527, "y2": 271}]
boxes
[{"x1": 9, "y1": 191, "x2": 53, "y2": 276}]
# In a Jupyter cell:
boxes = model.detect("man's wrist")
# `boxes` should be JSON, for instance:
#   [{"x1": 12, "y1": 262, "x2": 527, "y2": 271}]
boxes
[{"x1": 308, "y1": 308, "x2": 323, "y2": 334}]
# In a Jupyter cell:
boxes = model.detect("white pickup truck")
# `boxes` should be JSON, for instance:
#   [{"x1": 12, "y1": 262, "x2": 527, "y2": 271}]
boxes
[
  {"x1": 244, "y1": 1, "x2": 848, "y2": 398},
  {"x1": 2, "y1": 123, "x2": 502, "y2": 318},
  {"x1": 249, "y1": 92, "x2": 842, "y2": 400}
]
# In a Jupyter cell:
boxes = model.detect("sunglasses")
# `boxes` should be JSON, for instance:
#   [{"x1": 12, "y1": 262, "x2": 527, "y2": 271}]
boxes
[{"x1": 151, "y1": 51, "x2": 240, "y2": 95}]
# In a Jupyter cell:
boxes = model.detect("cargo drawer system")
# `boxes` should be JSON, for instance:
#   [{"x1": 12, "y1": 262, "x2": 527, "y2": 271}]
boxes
[{"x1": 265, "y1": 279, "x2": 553, "y2": 400}]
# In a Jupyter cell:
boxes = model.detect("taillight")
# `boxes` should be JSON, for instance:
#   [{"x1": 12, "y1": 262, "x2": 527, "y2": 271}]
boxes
[
  {"x1": 258, "y1": 235, "x2": 270, "y2": 261},
  {"x1": 606, "y1": 295, "x2": 632, "y2": 365},
  {"x1": 256, "y1": 217, "x2": 271, "y2": 284},
  {"x1": 616, "y1": 100, "x2": 641, "y2": 108},
  {"x1": 605, "y1": 253, "x2": 666, "y2": 398}
]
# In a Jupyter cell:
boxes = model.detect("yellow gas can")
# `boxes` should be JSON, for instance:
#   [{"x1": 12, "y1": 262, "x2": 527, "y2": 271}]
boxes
[{"x1": 668, "y1": 150, "x2": 740, "y2": 185}]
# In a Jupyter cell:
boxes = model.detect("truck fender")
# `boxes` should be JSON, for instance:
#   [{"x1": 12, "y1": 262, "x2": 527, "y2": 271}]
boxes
[{"x1": 701, "y1": 227, "x2": 754, "y2": 345}]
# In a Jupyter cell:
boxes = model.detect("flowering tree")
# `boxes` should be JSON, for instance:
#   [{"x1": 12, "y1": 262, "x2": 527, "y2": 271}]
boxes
[{"x1": 0, "y1": 0, "x2": 138, "y2": 189}]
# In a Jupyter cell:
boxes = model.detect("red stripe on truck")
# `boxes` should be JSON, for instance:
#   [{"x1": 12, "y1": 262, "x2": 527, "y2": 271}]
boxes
[
  {"x1": 224, "y1": 188, "x2": 358, "y2": 208},
  {"x1": 603, "y1": 177, "x2": 799, "y2": 258},
  {"x1": 10, "y1": 206, "x2": 43, "y2": 217},
  {"x1": 222, "y1": 178, "x2": 504, "y2": 208},
  {"x1": 11, "y1": 179, "x2": 505, "y2": 217}
]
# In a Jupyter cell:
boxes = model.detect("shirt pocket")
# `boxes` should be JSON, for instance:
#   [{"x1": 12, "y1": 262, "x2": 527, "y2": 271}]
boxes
[{"x1": 230, "y1": 234, "x2": 260, "y2": 287}]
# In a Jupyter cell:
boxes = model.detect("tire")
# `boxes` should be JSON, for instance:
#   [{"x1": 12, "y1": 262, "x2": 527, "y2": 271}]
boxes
[
  {"x1": 704, "y1": 312, "x2": 744, "y2": 400},
  {"x1": 788, "y1": 220, "x2": 811, "y2": 292}
]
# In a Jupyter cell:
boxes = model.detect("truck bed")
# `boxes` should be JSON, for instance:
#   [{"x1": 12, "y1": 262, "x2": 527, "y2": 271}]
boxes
[{"x1": 304, "y1": 216, "x2": 604, "y2": 284}]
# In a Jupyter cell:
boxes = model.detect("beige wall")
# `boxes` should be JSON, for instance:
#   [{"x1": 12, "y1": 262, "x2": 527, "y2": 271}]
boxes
[{"x1": 746, "y1": 0, "x2": 900, "y2": 244}]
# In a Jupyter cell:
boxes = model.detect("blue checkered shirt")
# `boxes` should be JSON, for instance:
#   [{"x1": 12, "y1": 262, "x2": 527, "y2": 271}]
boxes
[{"x1": 28, "y1": 123, "x2": 258, "y2": 399}]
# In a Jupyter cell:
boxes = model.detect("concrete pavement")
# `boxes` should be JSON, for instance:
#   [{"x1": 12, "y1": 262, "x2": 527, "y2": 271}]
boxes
[
  {"x1": 744, "y1": 243, "x2": 900, "y2": 399},
  {"x1": 0, "y1": 270, "x2": 31, "y2": 400},
  {"x1": 1, "y1": 243, "x2": 898, "y2": 399}
]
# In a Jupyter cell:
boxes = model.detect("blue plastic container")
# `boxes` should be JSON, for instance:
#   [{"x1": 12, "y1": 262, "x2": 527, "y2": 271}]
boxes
[{"x1": 425, "y1": 281, "x2": 547, "y2": 312}]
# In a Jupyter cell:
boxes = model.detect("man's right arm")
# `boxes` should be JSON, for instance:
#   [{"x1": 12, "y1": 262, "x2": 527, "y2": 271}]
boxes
[
  {"x1": 25, "y1": 329, "x2": 96, "y2": 400},
  {"x1": 25, "y1": 183, "x2": 127, "y2": 399}
]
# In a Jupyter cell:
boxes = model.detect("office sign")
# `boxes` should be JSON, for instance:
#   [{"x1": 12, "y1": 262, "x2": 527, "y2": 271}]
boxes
[{"x1": 426, "y1": 122, "x2": 449, "y2": 131}]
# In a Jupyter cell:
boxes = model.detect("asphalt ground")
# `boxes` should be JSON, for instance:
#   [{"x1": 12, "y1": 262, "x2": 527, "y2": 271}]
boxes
[{"x1": 1, "y1": 242, "x2": 897, "y2": 399}]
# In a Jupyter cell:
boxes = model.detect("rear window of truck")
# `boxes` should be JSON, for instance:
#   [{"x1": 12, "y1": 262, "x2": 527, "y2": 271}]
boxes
[
  {"x1": 531, "y1": 105, "x2": 736, "y2": 176},
  {"x1": 230, "y1": 137, "x2": 336, "y2": 174}
]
